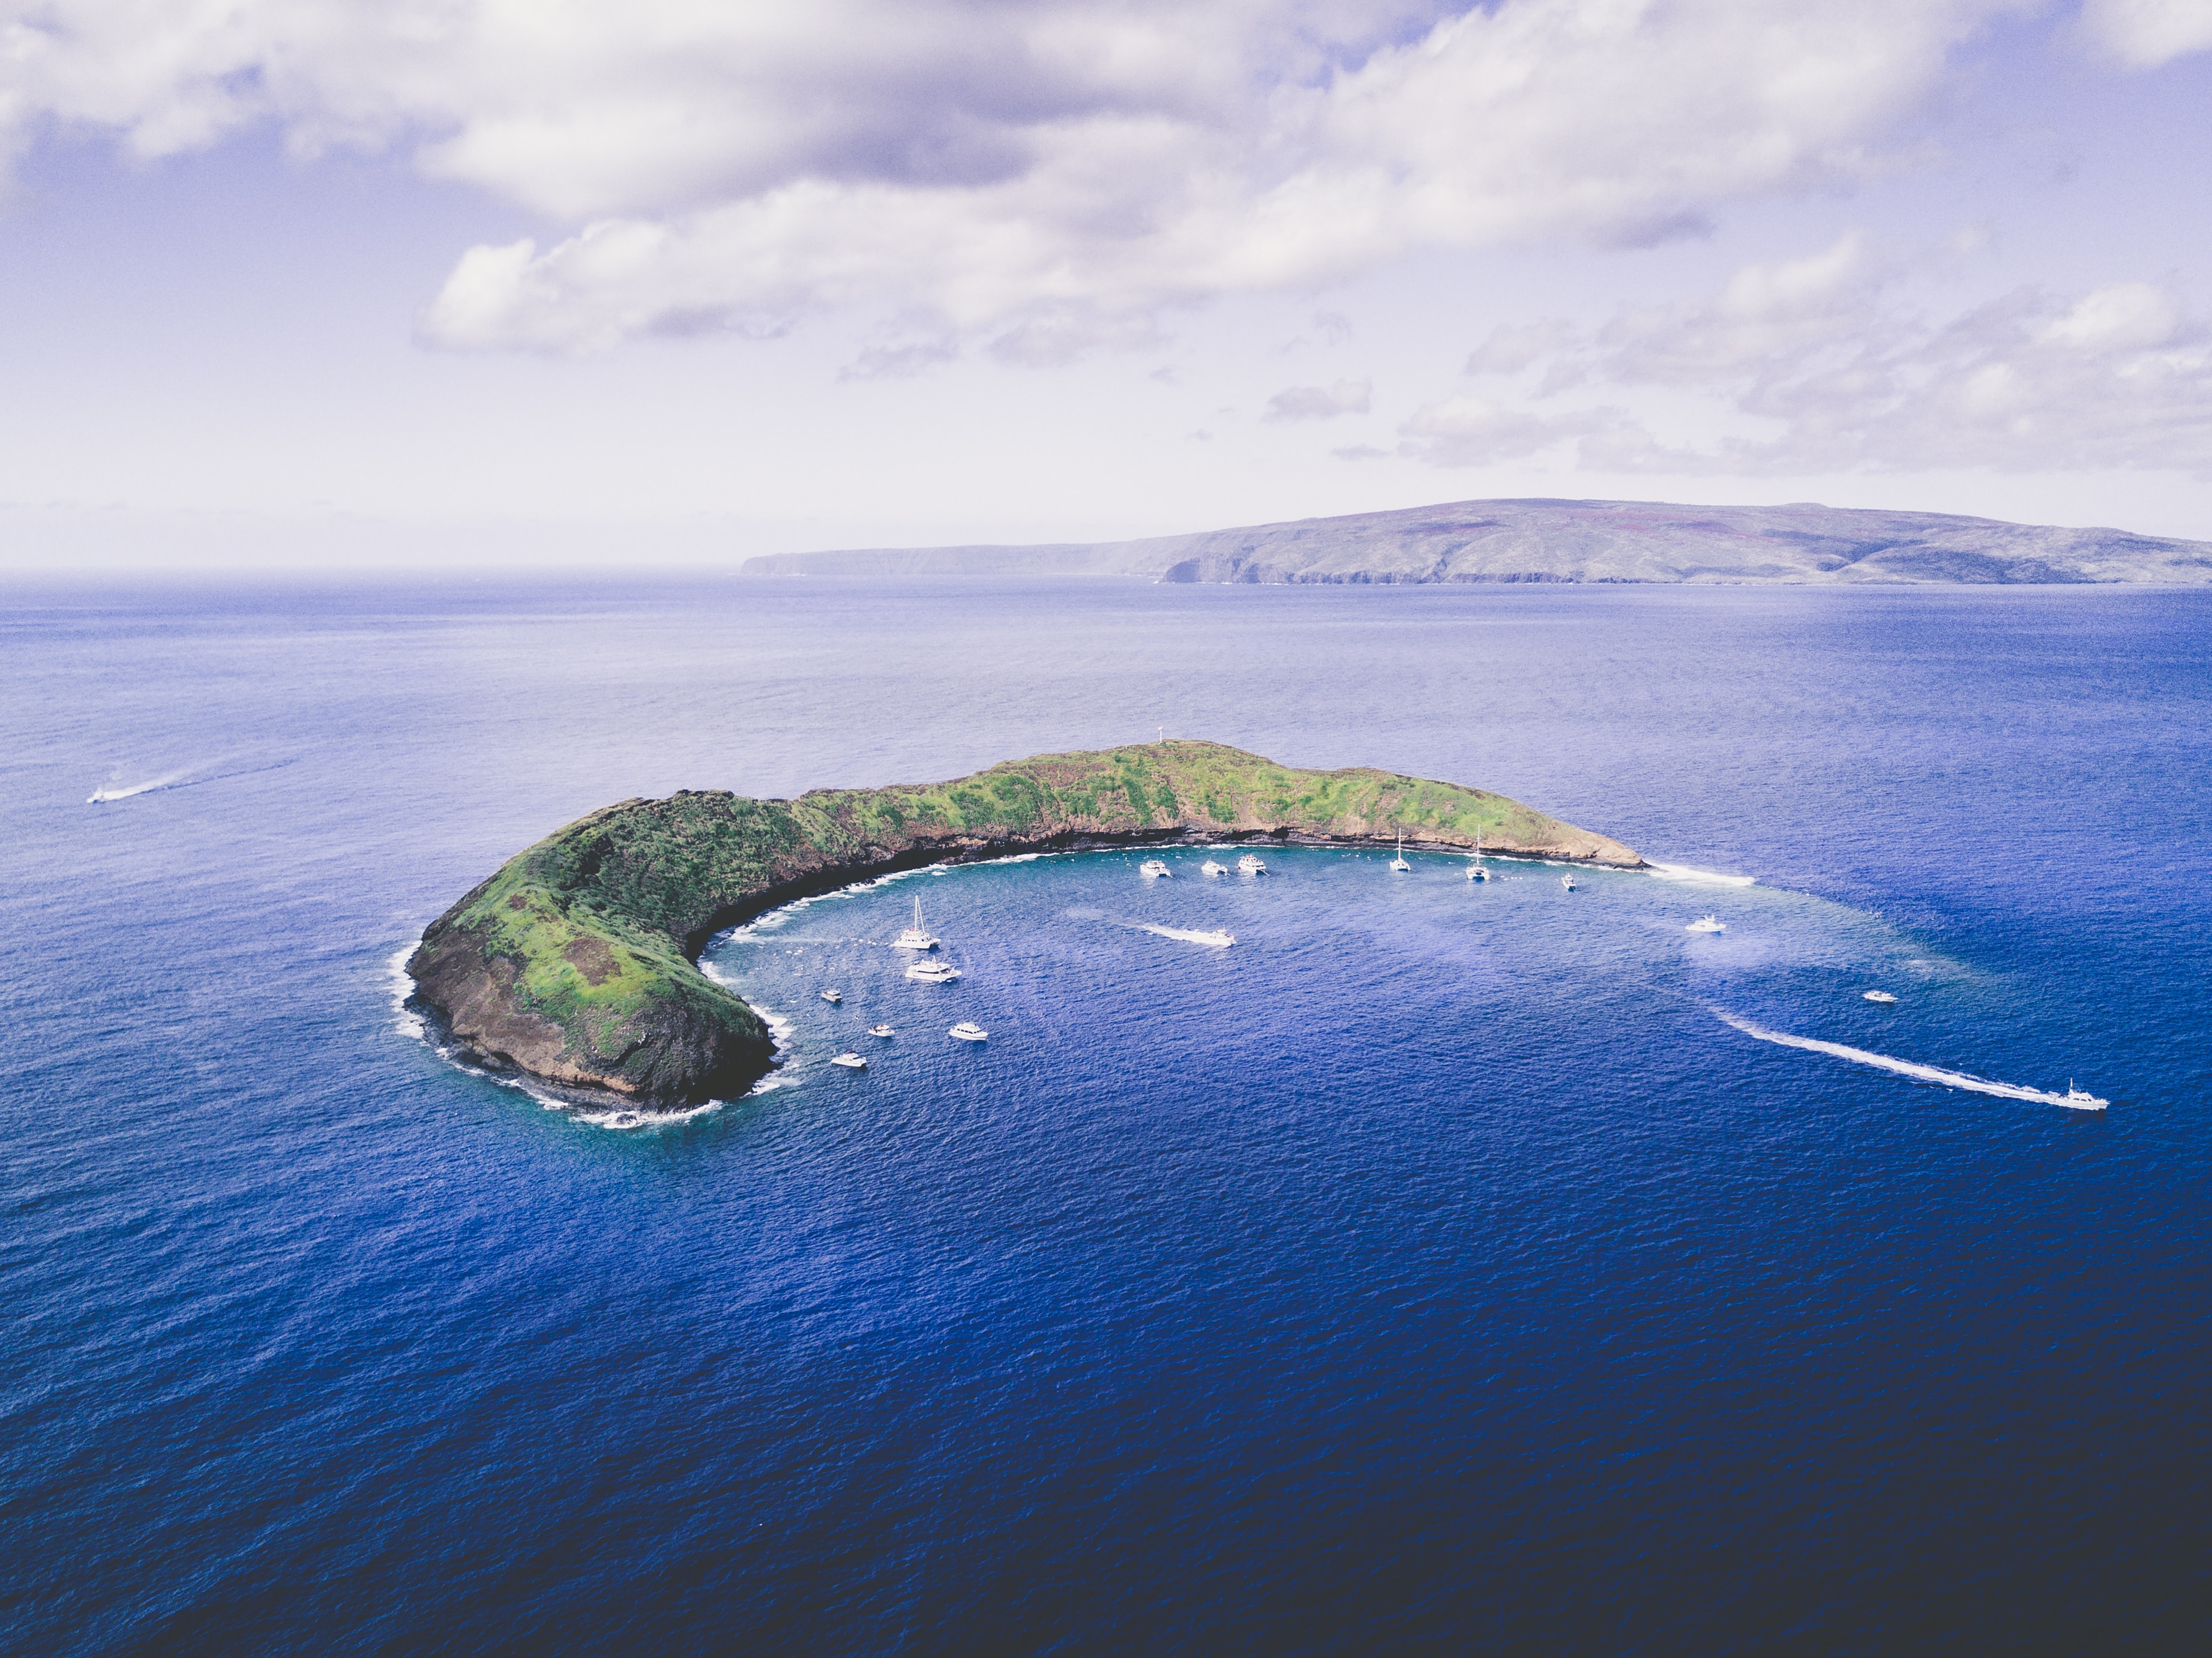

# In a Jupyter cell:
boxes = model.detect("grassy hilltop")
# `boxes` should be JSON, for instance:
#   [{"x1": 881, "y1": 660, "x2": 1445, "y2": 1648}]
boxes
[{"x1": 408, "y1": 741, "x2": 1641, "y2": 1105}]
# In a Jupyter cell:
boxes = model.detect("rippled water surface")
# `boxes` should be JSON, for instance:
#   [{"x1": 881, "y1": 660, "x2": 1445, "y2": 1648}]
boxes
[{"x1": 3, "y1": 579, "x2": 2207, "y2": 1653}]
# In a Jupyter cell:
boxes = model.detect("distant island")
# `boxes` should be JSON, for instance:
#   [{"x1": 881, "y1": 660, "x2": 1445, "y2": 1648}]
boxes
[
  {"x1": 408, "y1": 742, "x2": 1641, "y2": 1107},
  {"x1": 741, "y1": 497, "x2": 2212, "y2": 586}
]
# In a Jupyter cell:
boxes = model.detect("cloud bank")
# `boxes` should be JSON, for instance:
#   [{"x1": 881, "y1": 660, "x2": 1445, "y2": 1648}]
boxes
[
  {"x1": 1404, "y1": 237, "x2": 2212, "y2": 474},
  {"x1": 4, "y1": 0, "x2": 2061, "y2": 353}
]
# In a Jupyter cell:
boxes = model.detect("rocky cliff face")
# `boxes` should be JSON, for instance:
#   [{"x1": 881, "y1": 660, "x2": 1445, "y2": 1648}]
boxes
[
  {"x1": 407, "y1": 741, "x2": 1642, "y2": 1106},
  {"x1": 740, "y1": 497, "x2": 2212, "y2": 585}
]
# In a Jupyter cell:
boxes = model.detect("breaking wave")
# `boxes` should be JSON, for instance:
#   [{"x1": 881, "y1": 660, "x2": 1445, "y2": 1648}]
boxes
[{"x1": 1648, "y1": 862, "x2": 1757, "y2": 888}]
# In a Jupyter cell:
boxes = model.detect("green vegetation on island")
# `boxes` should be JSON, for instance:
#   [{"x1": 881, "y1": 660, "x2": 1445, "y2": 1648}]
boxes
[{"x1": 407, "y1": 740, "x2": 1642, "y2": 1105}]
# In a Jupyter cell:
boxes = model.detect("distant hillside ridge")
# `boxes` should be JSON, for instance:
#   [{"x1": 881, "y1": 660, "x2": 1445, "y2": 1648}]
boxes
[{"x1": 741, "y1": 498, "x2": 2212, "y2": 585}]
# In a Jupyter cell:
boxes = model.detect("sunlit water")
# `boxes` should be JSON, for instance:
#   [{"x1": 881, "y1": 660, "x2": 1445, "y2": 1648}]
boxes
[{"x1": 3, "y1": 579, "x2": 2207, "y2": 1653}]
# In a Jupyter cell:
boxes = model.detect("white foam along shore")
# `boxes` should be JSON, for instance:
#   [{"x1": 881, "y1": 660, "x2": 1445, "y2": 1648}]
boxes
[{"x1": 1714, "y1": 1009, "x2": 2106, "y2": 1110}]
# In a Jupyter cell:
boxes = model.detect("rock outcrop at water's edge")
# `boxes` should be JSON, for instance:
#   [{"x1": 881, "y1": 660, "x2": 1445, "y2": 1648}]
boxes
[{"x1": 407, "y1": 741, "x2": 1642, "y2": 1107}]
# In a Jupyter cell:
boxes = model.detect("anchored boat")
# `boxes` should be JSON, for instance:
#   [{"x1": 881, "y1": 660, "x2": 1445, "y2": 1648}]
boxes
[
  {"x1": 1389, "y1": 834, "x2": 1411, "y2": 873},
  {"x1": 905, "y1": 960, "x2": 961, "y2": 984},
  {"x1": 893, "y1": 897, "x2": 939, "y2": 951},
  {"x1": 948, "y1": 1021, "x2": 988, "y2": 1042}
]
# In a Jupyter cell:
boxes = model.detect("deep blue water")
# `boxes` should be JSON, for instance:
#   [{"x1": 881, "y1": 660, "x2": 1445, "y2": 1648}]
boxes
[{"x1": 4, "y1": 578, "x2": 2208, "y2": 1654}]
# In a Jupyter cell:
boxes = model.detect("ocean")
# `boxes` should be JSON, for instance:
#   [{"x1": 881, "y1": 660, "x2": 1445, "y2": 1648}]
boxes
[{"x1": 4, "y1": 578, "x2": 2207, "y2": 1653}]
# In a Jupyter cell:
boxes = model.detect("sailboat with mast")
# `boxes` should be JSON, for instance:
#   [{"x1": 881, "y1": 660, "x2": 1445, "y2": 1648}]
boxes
[
  {"x1": 1467, "y1": 829, "x2": 1489, "y2": 882},
  {"x1": 892, "y1": 895, "x2": 939, "y2": 952},
  {"x1": 1389, "y1": 833, "x2": 1412, "y2": 873}
]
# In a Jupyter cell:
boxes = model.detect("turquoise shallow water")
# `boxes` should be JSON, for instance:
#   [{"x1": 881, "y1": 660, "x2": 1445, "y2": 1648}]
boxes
[{"x1": 2, "y1": 579, "x2": 2207, "y2": 1653}]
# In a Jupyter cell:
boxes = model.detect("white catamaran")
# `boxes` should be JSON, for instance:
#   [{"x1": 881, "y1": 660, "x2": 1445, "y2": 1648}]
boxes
[
  {"x1": 1467, "y1": 830, "x2": 1489, "y2": 882},
  {"x1": 892, "y1": 895, "x2": 939, "y2": 952},
  {"x1": 1389, "y1": 834, "x2": 1411, "y2": 873}
]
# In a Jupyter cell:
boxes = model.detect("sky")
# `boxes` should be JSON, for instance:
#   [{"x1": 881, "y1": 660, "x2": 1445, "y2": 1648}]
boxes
[{"x1": 4, "y1": 0, "x2": 2212, "y2": 571}]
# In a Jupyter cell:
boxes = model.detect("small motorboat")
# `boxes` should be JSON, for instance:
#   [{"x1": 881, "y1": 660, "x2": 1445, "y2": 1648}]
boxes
[
  {"x1": 820, "y1": 988, "x2": 843, "y2": 1004},
  {"x1": 1140, "y1": 858, "x2": 1171, "y2": 878},
  {"x1": 1202, "y1": 859, "x2": 1227, "y2": 877},
  {"x1": 1389, "y1": 833, "x2": 1411, "y2": 873},
  {"x1": 892, "y1": 895, "x2": 939, "y2": 951},
  {"x1": 1863, "y1": 990, "x2": 1898, "y2": 1004},
  {"x1": 1237, "y1": 853, "x2": 1266, "y2": 875},
  {"x1": 1686, "y1": 915, "x2": 1725, "y2": 934},
  {"x1": 867, "y1": 1024, "x2": 895, "y2": 1038},
  {"x1": 2060, "y1": 1081, "x2": 2108, "y2": 1110},
  {"x1": 948, "y1": 1021, "x2": 988, "y2": 1042},
  {"x1": 1560, "y1": 873, "x2": 1576, "y2": 892},
  {"x1": 830, "y1": 1051, "x2": 867, "y2": 1070},
  {"x1": 906, "y1": 960, "x2": 961, "y2": 984}
]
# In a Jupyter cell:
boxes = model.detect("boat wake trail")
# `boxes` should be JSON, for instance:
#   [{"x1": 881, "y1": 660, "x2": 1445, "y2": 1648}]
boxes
[
  {"x1": 1141, "y1": 924, "x2": 1236, "y2": 949},
  {"x1": 1713, "y1": 1009, "x2": 2105, "y2": 1110},
  {"x1": 88, "y1": 757, "x2": 296, "y2": 803},
  {"x1": 1648, "y1": 862, "x2": 1757, "y2": 888}
]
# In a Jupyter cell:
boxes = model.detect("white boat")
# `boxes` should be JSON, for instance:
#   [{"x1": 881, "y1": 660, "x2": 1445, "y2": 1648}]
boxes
[
  {"x1": 1560, "y1": 873, "x2": 1576, "y2": 891},
  {"x1": 1389, "y1": 833, "x2": 1411, "y2": 873},
  {"x1": 948, "y1": 1021, "x2": 988, "y2": 1042},
  {"x1": 1202, "y1": 859, "x2": 1227, "y2": 877},
  {"x1": 892, "y1": 896, "x2": 939, "y2": 951},
  {"x1": 820, "y1": 988, "x2": 842, "y2": 1004},
  {"x1": 1467, "y1": 831, "x2": 1488, "y2": 882},
  {"x1": 1237, "y1": 853, "x2": 1266, "y2": 874},
  {"x1": 1862, "y1": 990, "x2": 1897, "y2": 1005},
  {"x1": 1140, "y1": 858, "x2": 1171, "y2": 878},
  {"x1": 1686, "y1": 915, "x2": 1725, "y2": 934},
  {"x1": 830, "y1": 1051, "x2": 867, "y2": 1069},
  {"x1": 867, "y1": 1024, "x2": 895, "y2": 1038},
  {"x1": 2060, "y1": 1080, "x2": 2107, "y2": 1110},
  {"x1": 905, "y1": 960, "x2": 961, "y2": 984}
]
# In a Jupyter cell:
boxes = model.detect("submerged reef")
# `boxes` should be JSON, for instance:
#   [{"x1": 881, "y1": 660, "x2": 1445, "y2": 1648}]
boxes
[{"x1": 407, "y1": 741, "x2": 1642, "y2": 1105}]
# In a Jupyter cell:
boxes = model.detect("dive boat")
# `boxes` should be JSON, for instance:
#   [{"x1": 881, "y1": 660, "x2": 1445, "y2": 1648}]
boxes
[
  {"x1": 892, "y1": 896, "x2": 939, "y2": 951},
  {"x1": 830, "y1": 1051, "x2": 867, "y2": 1070},
  {"x1": 1863, "y1": 990, "x2": 1898, "y2": 1005},
  {"x1": 1686, "y1": 915, "x2": 1725, "y2": 934},
  {"x1": 1202, "y1": 859, "x2": 1227, "y2": 877},
  {"x1": 948, "y1": 1021, "x2": 988, "y2": 1042},
  {"x1": 820, "y1": 988, "x2": 843, "y2": 1004},
  {"x1": 1140, "y1": 858, "x2": 1171, "y2": 878},
  {"x1": 1467, "y1": 831, "x2": 1488, "y2": 882},
  {"x1": 1389, "y1": 834, "x2": 1412, "y2": 873},
  {"x1": 1560, "y1": 873, "x2": 1576, "y2": 891},
  {"x1": 867, "y1": 1024, "x2": 895, "y2": 1038},
  {"x1": 905, "y1": 960, "x2": 961, "y2": 984},
  {"x1": 1237, "y1": 853, "x2": 1266, "y2": 874}
]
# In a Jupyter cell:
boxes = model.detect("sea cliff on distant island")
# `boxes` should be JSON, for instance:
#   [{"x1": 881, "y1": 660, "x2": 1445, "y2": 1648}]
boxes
[
  {"x1": 739, "y1": 497, "x2": 2212, "y2": 586},
  {"x1": 407, "y1": 741, "x2": 1641, "y2": 1107}
]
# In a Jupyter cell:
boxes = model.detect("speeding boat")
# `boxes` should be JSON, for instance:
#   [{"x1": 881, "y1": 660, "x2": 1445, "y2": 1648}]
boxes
[
  {"x1": 1237, "y1": 853, "x2": 1266, "y2": 875},
  {"x1": 906, "y1": 960, "x2": 961, "y2": 984},
  {"x1": 1686, "y1": 915, "x2": 1725, "y2": 934},
  {"x1": 1141, "y1": 858, "x2": 1171, "y2": 878},
  {"x1": 1467, "y1": 831, "x2": 1488, "y2": 882},
  {"x1": 892, "y1": 897, "x2": 939, "y2": 952},
  {"x1": 1560, "y1": 873, "x2": 1576, "y2": 892},
  {"x1": 948, "y1": 1021, "x2": 988, "y2": 1042},
  {"x1": 830, "y1": 1051, "x2": 867, "y2": 1070},
  {"x1": 1389, "y1": 834, "x2": 1411, "y2": 873},
  {"x1": 2061, "y1": 1081, "x2": 2107, "y2": 1110},
  {"x1": 1202, "y1": 859, "x2": 1227, "y2": 877},
  {"x1": 820, "y1": 988, "x2": 843, "y2": 1004},
  {"x1": 1863, "y1": 990, "x2": 1898, "y2": 1005},
  {"x1": 867, "y1": 1024, "x2": 895, "y2": 1038}
]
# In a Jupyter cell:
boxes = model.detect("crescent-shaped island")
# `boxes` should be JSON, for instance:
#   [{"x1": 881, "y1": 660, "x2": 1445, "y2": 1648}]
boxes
[{"x1": 407, "y1": 741, "x2": 1644, "y2": 1105}]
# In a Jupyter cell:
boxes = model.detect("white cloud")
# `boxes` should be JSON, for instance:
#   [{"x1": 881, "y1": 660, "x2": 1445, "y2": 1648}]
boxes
[
  {"x1": 1264, "y1": 378, "x2": 1372, "y2": 420},
  {"x1": 1400, "y1": 245, "x2": 2212, "y2": 475},
  {"x1": 0, "y1": 0, "x2": 2040, "y2": 353},
  {"x1": 2080, "y1": 0, "x2": 2212, "y2": 68},
  {"x1": 1464, "y1": 319, "x2": 1575, "y2": 374}
]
